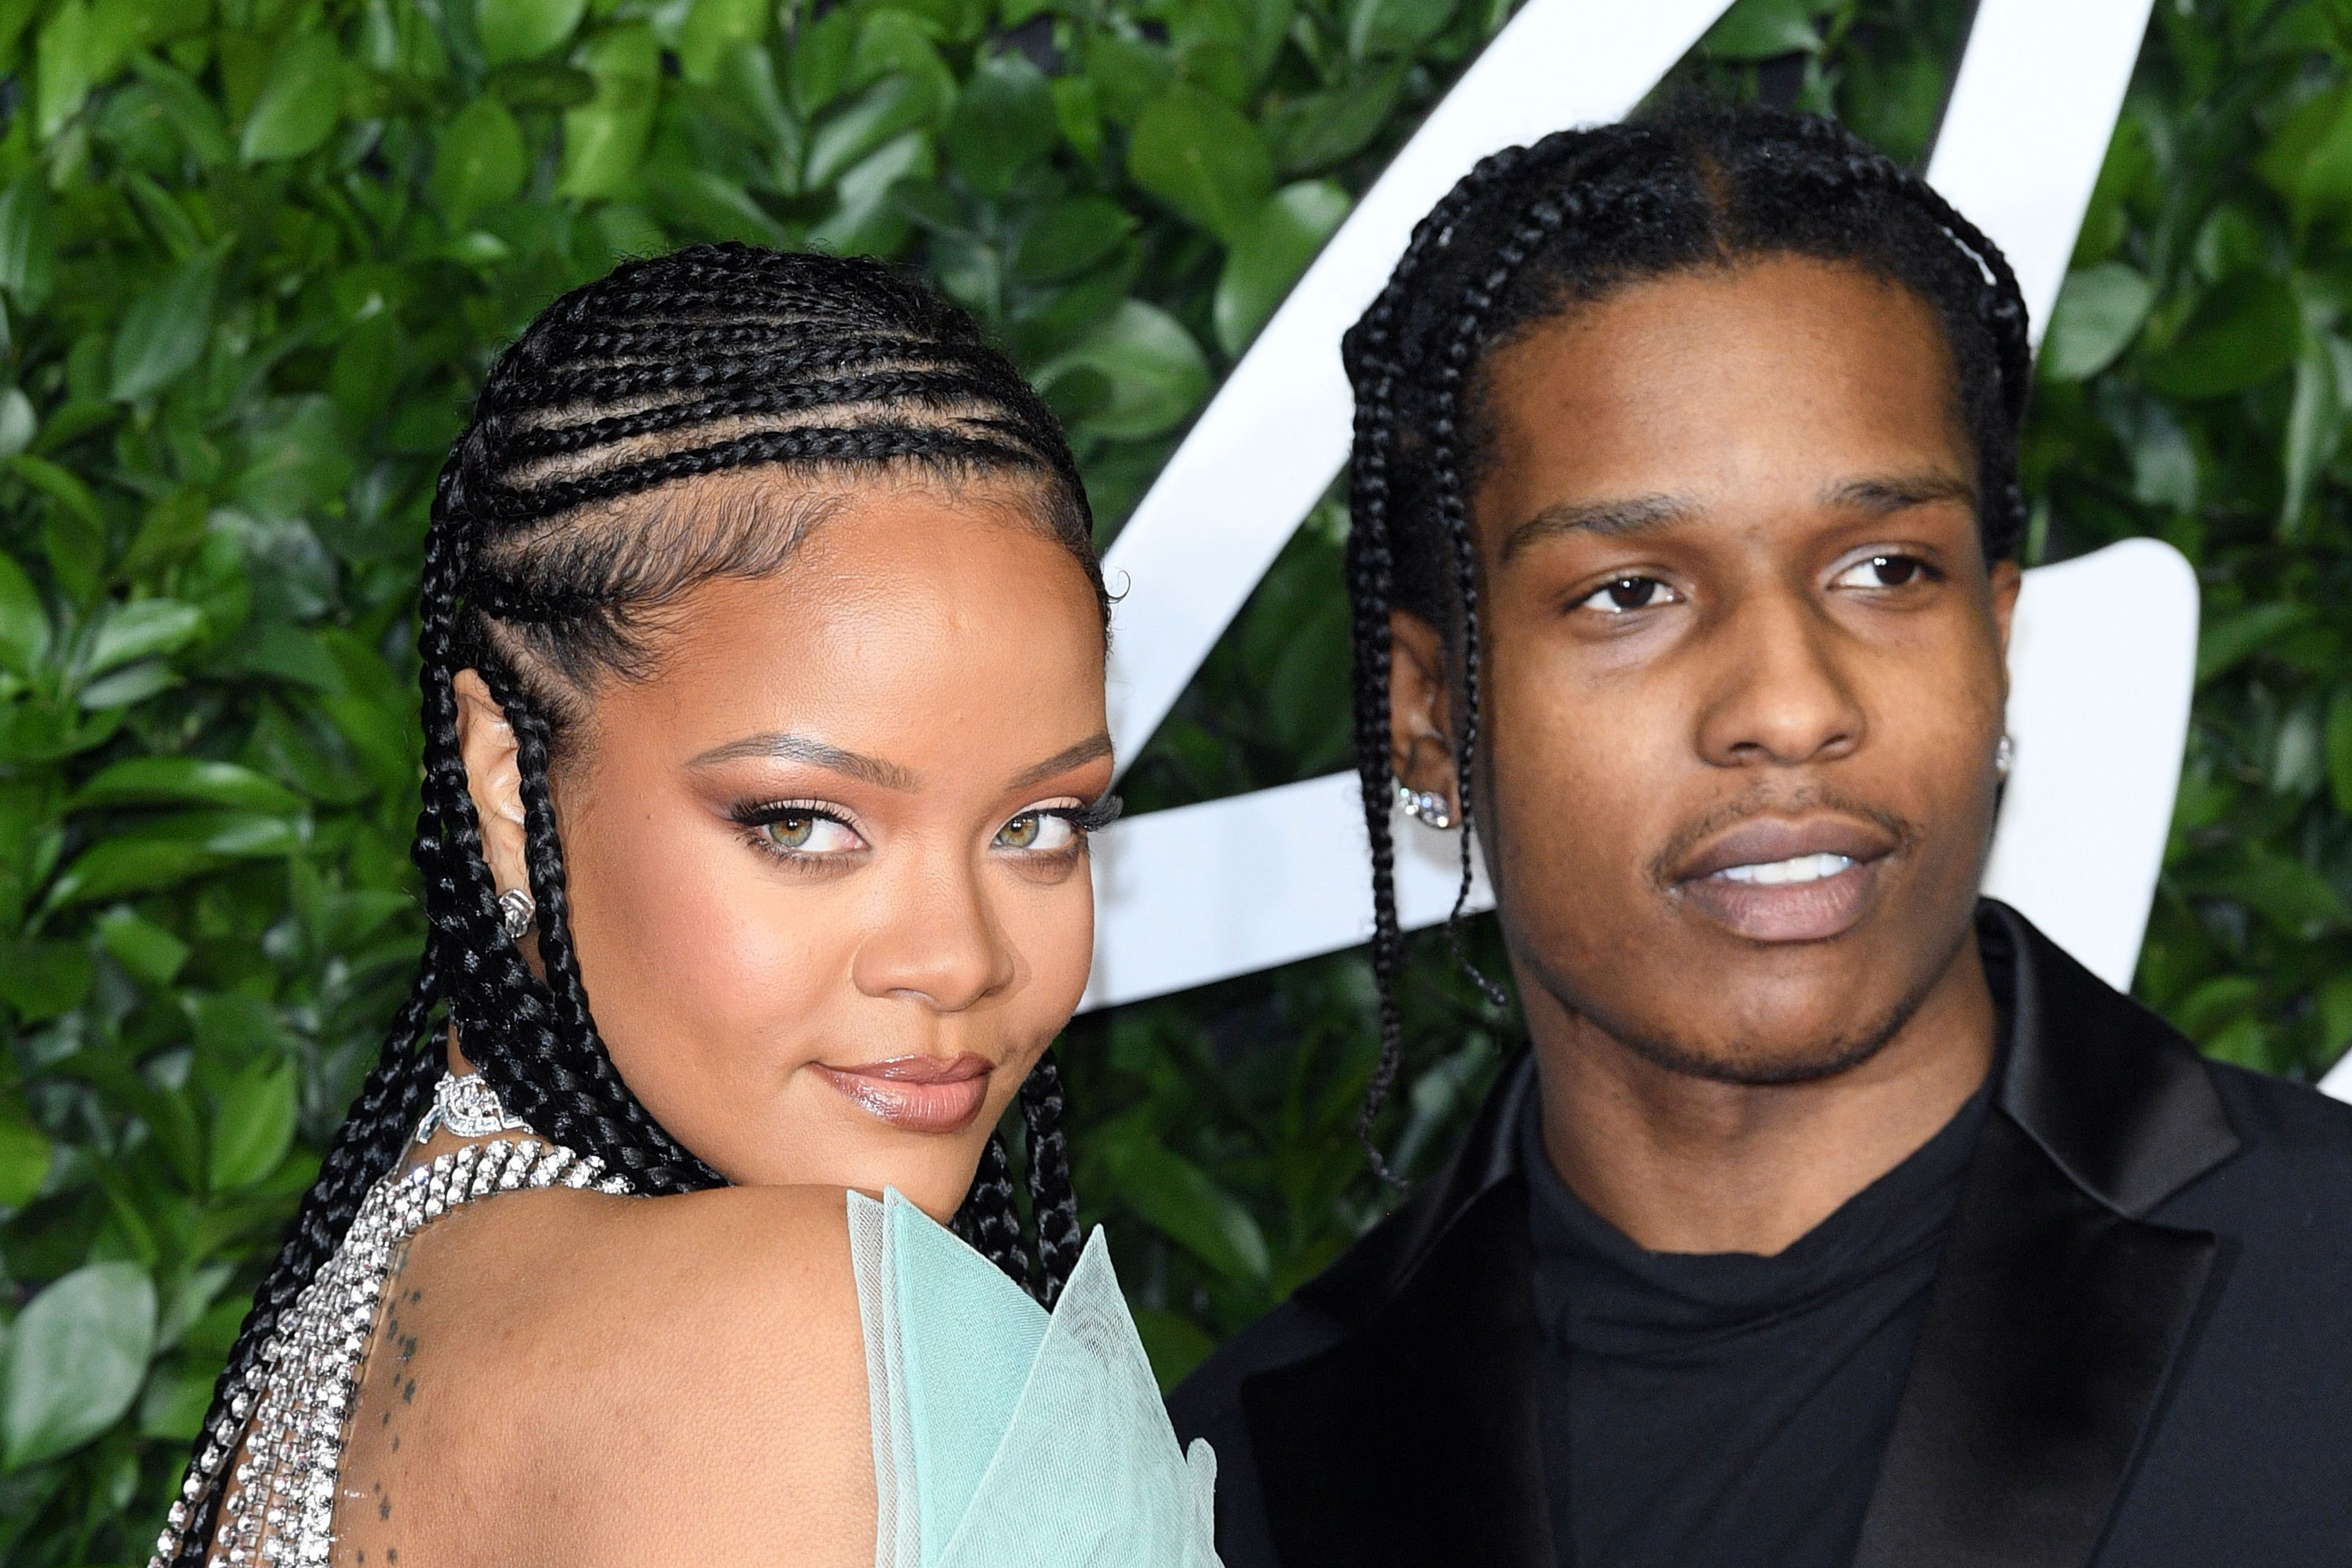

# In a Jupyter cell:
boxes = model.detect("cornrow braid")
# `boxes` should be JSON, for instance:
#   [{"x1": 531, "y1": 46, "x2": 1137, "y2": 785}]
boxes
[
  {"x1": 1339, "y1": 102, "x2": 2034, "y2": 1181},
  {"x1": 163, "y1": 245, "x2": 1102, "y2": 1564}
]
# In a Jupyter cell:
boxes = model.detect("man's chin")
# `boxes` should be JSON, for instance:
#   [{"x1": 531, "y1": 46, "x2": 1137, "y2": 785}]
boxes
[{"x1": 1610, "y1": 1020, "x2": 1908, "y2": 1087}]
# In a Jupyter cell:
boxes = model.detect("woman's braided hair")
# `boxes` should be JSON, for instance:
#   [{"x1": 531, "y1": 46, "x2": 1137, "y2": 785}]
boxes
[
  {"x1": 1340, "y1": 102, "x2": 2033, "y2": 1181},
  {"x1": 164, "y1": 245, "x2": 1100, "y2": 1564}
]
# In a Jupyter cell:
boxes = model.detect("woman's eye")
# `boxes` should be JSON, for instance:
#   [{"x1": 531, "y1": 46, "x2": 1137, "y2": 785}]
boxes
[
  {"x1": 995, "y1": 811, "x2": 1077, "y2": 853},
  {"x1": 1834, "y1": 554, "x2": 1930, "y2": 590},
  {"x1": 756, "y1": 811, "x2": 863, "y2": 855},
  {"x1": 1576, "y1": 576, "x2": 1677, "y2": 614}
]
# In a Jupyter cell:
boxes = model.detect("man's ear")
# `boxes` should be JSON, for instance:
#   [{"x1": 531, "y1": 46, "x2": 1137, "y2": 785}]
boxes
[
  {"x1": 1388, "y1": 610, "x2": 1456, "y2": 808},
  {"x1": 1989, "y1": 557, "x2": 2023, "y2": 701},
  {"x1": 452, "y1": 670, "x2": 529, "y2": 904}
]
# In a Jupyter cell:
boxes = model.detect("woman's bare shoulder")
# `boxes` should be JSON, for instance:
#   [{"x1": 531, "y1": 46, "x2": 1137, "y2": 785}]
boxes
[{"x1": 336, "y1": 1184, "x2": 875, "y2": 1568}]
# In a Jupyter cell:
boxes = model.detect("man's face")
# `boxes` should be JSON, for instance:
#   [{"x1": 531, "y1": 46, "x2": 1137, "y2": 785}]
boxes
[{"x1": 1394, "y1": 256, "x2": 2020, "y2": 1083}]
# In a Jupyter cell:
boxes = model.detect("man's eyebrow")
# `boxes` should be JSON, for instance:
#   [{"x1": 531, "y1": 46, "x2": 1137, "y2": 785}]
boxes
[
  {"x1": 1499, "y1": 493, "x2": 1699, "y2": 564},
  {"x1": 1008, "y1": 732, "x2": 1113, "y2": 793},
  {"x1": 1821, "y1": 472, "x2": 1978, "y2": 514},
  {"x1": 686, "y1": 733, "x2": 920, "y2": 791}
]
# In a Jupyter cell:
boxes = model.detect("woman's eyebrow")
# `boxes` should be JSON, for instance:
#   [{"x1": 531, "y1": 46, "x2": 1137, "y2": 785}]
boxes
[
  {"x1": 686, "y1": 733, "x2": 920, "y2": 792},
  {"x1": 1499, "y1": 493, "x2": 1699, "y2": 563},
  {"x1": 1008, "y1": 733, "x2": 1113, "y2": 793}
]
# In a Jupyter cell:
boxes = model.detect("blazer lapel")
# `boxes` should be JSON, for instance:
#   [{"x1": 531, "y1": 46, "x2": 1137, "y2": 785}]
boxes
[
  {"x1": 1239, "y1": 1060, "x2": 1552, "y2": 1568},
  {"x1": 1852, "y1": 903, "x2": 2240, "y2": 1568}
]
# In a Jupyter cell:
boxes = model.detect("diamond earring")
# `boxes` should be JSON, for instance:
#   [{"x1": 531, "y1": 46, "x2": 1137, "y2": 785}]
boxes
[
  {"x1": 1394, "y1": 779, "x2": 1454, "y2": 830},
  {"x1": 498, "y1": 887, "x2": 536, "y2": 941},
  {"x1": 1994, "y1": 734, "x2": 2014, "y2": 781}
]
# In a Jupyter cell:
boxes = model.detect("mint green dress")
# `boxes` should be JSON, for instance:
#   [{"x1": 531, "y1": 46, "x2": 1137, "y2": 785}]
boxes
[{"x1": 848, "y1": 1189, "x2": 1223, "y2": 1568}]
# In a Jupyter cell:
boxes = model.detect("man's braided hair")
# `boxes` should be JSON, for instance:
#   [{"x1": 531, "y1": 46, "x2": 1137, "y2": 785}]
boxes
[
  {"x1": 164, "y1": 244, "x2": 1098, "y2": 1564},
  {"x1": 1341, "y1": 102, "x2": 2033, "y2": 1181}
]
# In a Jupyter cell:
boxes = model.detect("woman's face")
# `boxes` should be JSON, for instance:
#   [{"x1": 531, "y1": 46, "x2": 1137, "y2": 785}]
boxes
[{"x1": 499, "y1": 479, "x2": 1110, "y2": 1218}]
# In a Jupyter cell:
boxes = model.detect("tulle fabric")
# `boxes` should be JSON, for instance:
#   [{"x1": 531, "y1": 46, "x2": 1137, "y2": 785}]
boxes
[{"x1": 848, "y1": 1190, "x2": 1222, "y2": 1568}]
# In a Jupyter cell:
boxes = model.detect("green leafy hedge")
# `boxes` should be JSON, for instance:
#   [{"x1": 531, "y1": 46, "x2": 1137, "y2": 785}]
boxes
[{"x1": 0, "y1": 0, "x2": 2341, "y2": 1558}]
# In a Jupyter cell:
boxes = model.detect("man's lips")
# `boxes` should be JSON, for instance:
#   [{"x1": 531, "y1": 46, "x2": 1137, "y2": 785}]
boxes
[
  {"x1": 814, "y1": 1054, "x2": 994, "y2": 1134},
  {"x1": 1669, "y1": 814, "x2": 1901, "y2": 943}
]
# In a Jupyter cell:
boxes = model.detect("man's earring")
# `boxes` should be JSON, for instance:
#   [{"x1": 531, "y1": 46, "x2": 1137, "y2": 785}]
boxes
[
  {"x1": 498, "y1": 887, "x2": 536, "y2": 941},
  {"x1": 1994, "y1": 734, "x2": 2014, "y2": 781},
  {"x1": 1394, "y1": 779, "x2": 1454, "y2": 830}
]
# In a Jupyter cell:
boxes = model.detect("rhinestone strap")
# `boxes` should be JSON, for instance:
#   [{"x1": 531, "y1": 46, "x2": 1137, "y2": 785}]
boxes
[{"x1": 148, "y1": 1129, "x2": 630, "y2": 1567}]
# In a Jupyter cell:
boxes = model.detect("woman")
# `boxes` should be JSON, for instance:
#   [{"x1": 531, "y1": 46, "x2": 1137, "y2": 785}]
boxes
[{"x1": 152, "y1": 245, "x2": 1217, "y2": 1568}]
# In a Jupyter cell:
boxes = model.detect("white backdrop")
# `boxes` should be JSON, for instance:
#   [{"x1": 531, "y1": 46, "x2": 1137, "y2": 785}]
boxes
[{"x1": 1070, "y1": 0, "x2": 2320, "y2": 1096}]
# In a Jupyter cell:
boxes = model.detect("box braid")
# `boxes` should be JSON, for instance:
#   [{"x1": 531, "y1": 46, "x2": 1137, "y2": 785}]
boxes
[
  {"x1": 1339, "y1": 101, "x2": 2032, "y2": 1182},
  {"x1": 163, "y1": 245, "x2": 1099, "y2": 1565}
]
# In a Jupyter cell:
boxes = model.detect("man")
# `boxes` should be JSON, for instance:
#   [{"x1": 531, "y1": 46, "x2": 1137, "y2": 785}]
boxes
[{"x1": 1171, "y1": 103, "x2": 2352, "y2": 1568}]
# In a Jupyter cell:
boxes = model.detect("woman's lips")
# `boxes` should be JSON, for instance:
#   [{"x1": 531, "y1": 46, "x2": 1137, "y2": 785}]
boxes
[{"x1": 814, "y1": 1054, "x2": 994, "y2": 1134}]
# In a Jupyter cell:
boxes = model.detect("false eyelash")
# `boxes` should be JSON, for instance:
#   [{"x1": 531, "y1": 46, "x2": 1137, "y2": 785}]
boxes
[{"x1": 1052, "y1": 793, "x2": 1123, "y2": 834}]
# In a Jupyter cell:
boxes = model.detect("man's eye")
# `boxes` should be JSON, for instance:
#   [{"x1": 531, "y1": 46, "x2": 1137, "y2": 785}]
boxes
[
  {"x1": 1834, "y1": 554, "x2": 1930, "y2": 589},
  {"x1": 757, "y1": 811, "x2": 863, "y2": 854},
  {"x1": 995, "y1": 811, "x2": 1077, "y2": 852},
  {"x1": 1577, "y1": 576, "x2": 1676, "y2": 614}
]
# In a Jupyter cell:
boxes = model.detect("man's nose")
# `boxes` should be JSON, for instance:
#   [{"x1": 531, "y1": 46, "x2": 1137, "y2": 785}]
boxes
[{"x1": 1693, "y1": 587, "x2": 1867, "y2": 769}]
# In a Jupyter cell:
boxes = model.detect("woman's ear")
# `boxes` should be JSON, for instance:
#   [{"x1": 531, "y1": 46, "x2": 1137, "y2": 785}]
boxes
[
  {"x1": 1388, "y1": 610, "x2": 1456, "y2": 810},
  {"x1": 452, "y1": 670, "x2": 529, "y2": 906}
]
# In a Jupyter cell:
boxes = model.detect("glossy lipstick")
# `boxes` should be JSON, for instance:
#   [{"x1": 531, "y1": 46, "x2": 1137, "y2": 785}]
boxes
[{"x1": 814, "y1": 1054, "x2": 994, "y2": 1133}]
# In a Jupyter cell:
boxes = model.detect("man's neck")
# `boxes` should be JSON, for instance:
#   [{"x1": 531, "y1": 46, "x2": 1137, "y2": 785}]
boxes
[{"x1": 1528, "y1": 936, "x2": 1998, "y2": 1256}]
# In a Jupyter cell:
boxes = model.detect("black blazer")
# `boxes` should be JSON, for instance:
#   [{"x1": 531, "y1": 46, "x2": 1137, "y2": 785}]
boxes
[{"x1": 1171, "y1": 902, "x2": 2352, "y2": 1567}]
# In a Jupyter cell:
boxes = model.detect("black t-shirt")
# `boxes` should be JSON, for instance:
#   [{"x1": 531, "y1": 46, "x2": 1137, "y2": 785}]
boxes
[{"x1": 1521, "y1": 1068, "x2": 1995, "y2": 1568}]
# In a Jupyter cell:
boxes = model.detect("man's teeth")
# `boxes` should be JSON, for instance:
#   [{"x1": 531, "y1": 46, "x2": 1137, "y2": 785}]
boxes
[{"x1": 1716, "y1": 852, "x2": 1854, "y2": 887}]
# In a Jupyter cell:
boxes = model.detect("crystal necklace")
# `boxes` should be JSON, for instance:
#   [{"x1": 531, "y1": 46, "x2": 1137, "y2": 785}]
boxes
[{"x1": 147, "y1": 1073, "x2": 630, "y2": 1568}]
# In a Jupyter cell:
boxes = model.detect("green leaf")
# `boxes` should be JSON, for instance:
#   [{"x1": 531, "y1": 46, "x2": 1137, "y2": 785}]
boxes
[
  {"x1": 1102, "y1": 1138, "x2": 1270, "y2": 1284},
  {"x1": 0, "y1": 550, "x2": 50, "y2": 678},
  {"x1": 1214, "y1": 180, "x2": 1350, "y2": 356},
  {"x1": 1705, "y1": 0, "x2": 1822, "y2": 59},
  {"x1": 478, "y1": 0, "x2": 587, "y2": 67},
  {"x1": 9, "y1": 454, "x2": 102, "y2": 535},
  {"x1": 1011, "y1": 198, "x2": 1135, "y2": 284},
  {"x1": 1037, "y1": 299, "x2": 1210, "y2": 440},
  {"x1": 2142, "y1": 274, "x2": 2301, "y2": 399},
  {"x1": 2281, "y1": 340, "x2": 2341, "y2": 535},
  {"x1": 947, "y1": 52, "x2": 1056, "y2": 200},
  {"x1": 2197, "y1": 601, "x2": 2311, "y2": 683},
  {"x1": 34, "y1": 0, "x2": 95, "y2": 142},
  {"x1": 2040, "y1": 262, "x2": 2153, "y2": 382},
  {"x1": 95, "y1": 909, "x2": 190, "y2": 987},
  {"x1": 806, "y1": 75, "x2": 938, "y2": 191},
  {"x1": 0, "y1": 179, "x2": 56, "y2": 310},
  {"x1": 0, "y1": 1106, "x2": 50, "y2": 1210},
  {"x1": 71, "y1": 757, "x2": 303, "y2": 814},
  {"x1": 806, "y1": 132, "x2": 934, "y2": 257},
  {"x1": 558, "y1": 24, "x2": 660, "y2": 201},
  {"x1": 1127, "y1": 85, "x2": 1273, "y2": 245},
  {"x1": 430, "y1": 96, "x2": 528, "y2": 228},
  {"x1": 239, "y1": 31, "x2": 343, "y2": 163},
  {"x1": 0, "y1": 942, "x2": 94, "y2": 1021},
  {"x1": 208, "y1": 1058, "x2": 296, "y2": 1191},
  {"x1": 1132, "y1": 1305, "x2": 1217, "y2": 1391},
  {"x1": 109, "y1": 250, "x2": 220, "y2": 403},
  {"x1": 2326, "y1": 690, "x2": 2352, "y2": 816},
  {"x1": 1345, "y1": 0, "x2": 1456, "y2": 60},
  {"x1": 2, "y1": 1262, "x2": 156, "y2": 1469},
  {"x1": 44, "y1": 812, "x2": 301, "y2": 907},
  {"x1": 677, "y1": 0, "x2": 766, "y2": 86},
  {"x1": 83, "y1": 598, "x2": 204, "y2": 679},
  {"x1": 2201, "y1": 846, "x2": 2349, "y2": 939},
  {"x1": 1263, "y1": 66, "x2": 1402, "y2": 176}
]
